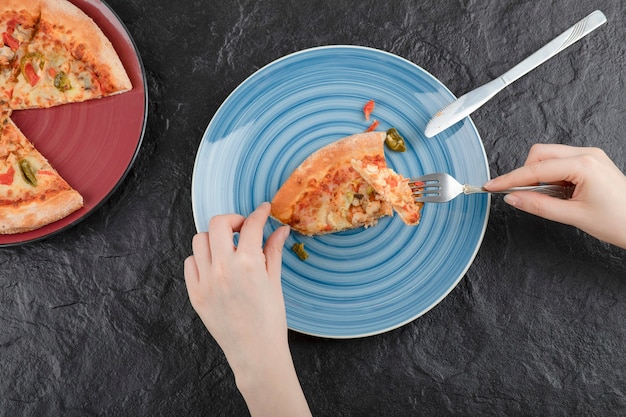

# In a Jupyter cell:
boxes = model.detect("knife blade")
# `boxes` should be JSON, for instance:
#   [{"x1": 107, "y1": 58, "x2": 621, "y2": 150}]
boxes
[{"x1": 424, "y1": 10, "x2": 607, "y2": 138}]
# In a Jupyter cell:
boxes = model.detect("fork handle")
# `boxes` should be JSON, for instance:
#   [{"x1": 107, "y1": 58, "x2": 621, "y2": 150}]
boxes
[{"x1": 463, "y1": 184, "x2": 575, "y2": 199}]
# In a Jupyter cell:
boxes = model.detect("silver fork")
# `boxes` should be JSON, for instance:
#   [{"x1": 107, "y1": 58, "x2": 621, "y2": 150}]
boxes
[{"x1": 411, "y1": 172, "x2": 575, "y2": 203}]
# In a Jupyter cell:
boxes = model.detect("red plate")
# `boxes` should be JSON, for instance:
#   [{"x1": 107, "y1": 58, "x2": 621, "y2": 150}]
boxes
[{"x1": 1, "y1": 0, "x2": 147, "y2": 246}]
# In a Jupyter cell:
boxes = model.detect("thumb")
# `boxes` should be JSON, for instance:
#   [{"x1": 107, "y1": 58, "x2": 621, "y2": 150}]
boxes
[
  {"x1": 264, "y1": 225, "x2": 290, "y2": 279},
  {"x1": 503, "y1": 192, "x2": 584, "y2": 227}
]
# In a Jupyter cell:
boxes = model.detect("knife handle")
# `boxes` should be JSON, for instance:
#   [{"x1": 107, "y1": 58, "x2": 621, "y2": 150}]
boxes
[{"x1": 500, "y1": 10, "x2": 607, "y2": 85}]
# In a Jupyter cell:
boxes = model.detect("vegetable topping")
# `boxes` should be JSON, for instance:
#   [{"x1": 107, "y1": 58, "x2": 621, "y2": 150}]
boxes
[
  {"x1": 363, "y1": 99, "x2": 375, "y2": 121},
  {"x1": 385, "y1": 128, "x2": 406, "y2": 152},
  {"x1": 19, "y1": 159, "x2": 37, "y2": 186},
  {"x1": 292, "y1": 242, "x2": 308, "y2": 261},
  {"x1": 20, "y1": 52, "x2": 45, "y2": 87}
]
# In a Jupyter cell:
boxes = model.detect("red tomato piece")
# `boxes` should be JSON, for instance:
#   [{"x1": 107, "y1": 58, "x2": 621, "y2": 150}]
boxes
[
  {"x1": 2, "y1": 20, "x2": 19, "y2": 51},
  {"x1": 2, "y1": 32, "x2": 19, "y2": 51},
  {"x1": 23, "y1": 63, "x2": 40, "y2": 86},
  {"x1": 0, "y1": 166, "x2": 15, "y2": 185},
  {"x1": 363, "y1": 100, "x2": 375, "y2": 121},
  {"x1": 366, "y1": 119, "x2": 380, "y2": 132}
]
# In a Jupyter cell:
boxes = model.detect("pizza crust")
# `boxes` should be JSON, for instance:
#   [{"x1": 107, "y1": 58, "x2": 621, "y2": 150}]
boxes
[
  {"x1": 0, "y1": 187, "x2": 82, "y2": 234},
  {"x1": 271, "y1": 131, "x2": 387, "y2": 223}
]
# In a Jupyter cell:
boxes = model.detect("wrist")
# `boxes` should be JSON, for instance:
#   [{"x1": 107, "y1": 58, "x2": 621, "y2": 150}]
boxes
[
  {"x1": 232, "y1": 344, "x2": 297, "y2": 394},
  {"x1": 232, "y1": 347, "x2": 312, "y2": 417}
]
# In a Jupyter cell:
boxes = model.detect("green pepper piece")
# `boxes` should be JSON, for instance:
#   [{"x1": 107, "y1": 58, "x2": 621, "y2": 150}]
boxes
[
  {"x1": 19, "y1": 159, "x2": 37, "y2": 187},
  {"x1": 385, "y1": 128, "x2": 407, "y2": 152},
  {"x1": 54, "y1": 71, "x2": 72, "y2": 92},
  {"x1": 19, "y1": 52, "x2": 45, "y2": 86},
  {"x1": 292, "y1": 242, "x2": 308, "y2": 261},
  {"x1": 19, "y1": 52, "x2": 45, "y2": 74}
]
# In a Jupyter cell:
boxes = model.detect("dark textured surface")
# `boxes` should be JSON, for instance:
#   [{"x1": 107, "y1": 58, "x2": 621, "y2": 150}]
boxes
[{"x1": 1, "y1": 0, "x2": 625, "y2": 416}]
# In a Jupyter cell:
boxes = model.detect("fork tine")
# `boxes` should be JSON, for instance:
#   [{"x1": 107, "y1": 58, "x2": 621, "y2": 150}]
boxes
[
  {"x1": 409, "y1": 173, "x2": 440, "y2": 193},
  {"x1": 410, "y1": 176, "x2": 443, "y2": 203},
  {"x1": 410, "y1": 172, "x2": 461, "y2": 203},
  {"x1": 413, "y1": 190, "x2": 444, "y2": 202},
  {"x1": 410, "y1": 183, "x2": 440, "y2": 193},
  {"x1": 410, "y1": 173, "x2": 444, "y2": 183},
  {"x1": 414, "y1": 195, "x2": 444, "y2": 203}
]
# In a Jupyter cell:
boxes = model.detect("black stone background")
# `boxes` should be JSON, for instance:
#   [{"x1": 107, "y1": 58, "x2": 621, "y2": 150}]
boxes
[{"x1": 1, "y1": 0, "x2": 625, "y2": 416}]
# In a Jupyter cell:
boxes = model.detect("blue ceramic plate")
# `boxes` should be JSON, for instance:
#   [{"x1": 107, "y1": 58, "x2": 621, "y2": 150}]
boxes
[{"x1": 192, "y1": 46, "x2": 489, "y2": 338}]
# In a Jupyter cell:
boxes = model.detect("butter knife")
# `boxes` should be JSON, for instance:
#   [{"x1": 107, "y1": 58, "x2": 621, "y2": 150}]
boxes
[{"x1": 424, "y1": 10, "x2": 607, "y2": 138}]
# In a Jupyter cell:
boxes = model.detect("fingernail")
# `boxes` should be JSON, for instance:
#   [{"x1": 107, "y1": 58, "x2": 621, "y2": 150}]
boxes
[
  {"x1": 483, "y1": 179, "x2": 494, "y2": 189},
  {"x1": 503, "y1": 194, "x2": 521, "y2": 207}
]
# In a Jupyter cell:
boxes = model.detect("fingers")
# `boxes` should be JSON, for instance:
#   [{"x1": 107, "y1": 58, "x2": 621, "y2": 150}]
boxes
[
  {"x1": 183, "y1": 254, "x2": 211, "y2": 313},
  {"x1": 503, "y1": 192, "x2": 583, "y2": 227},
  {"x1": 485, "y1": 157, "x2": 580, "y2": 191},
  {"x1": 186, "y1": 213, "x2": 246, "y2": 285},
  {"x1": 187, "y1": 203, "x2": 285, "y2": 284},
  {"x1": 208, "y1": 213, "x2": 246, "y2": 259},
  {"x1": 190, "y1": 232, "x2": 211, "y2": 280},
  {"x1": 264, "y1": 226, "x2": 290, "y2": 279},
  {"x1": 237, "y1": 202, "x2": 272, "y2": 253},
  {"x1": 524, "y1": 143, "x2": 593, "y2": 165},
  {"x1": 192, "y1": 203, "x2": 276, "y2": 263},
  {"x1": 184, "y1": 255, "x2": 200, "y2": 287},
  {"x1": 486, "y1": 145, "x2": 609, "y2": 191}
]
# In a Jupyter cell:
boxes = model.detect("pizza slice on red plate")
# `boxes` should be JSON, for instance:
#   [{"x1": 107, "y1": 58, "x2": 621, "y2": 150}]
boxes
[
  {"x1": 7, "y1": 0, "x2": 132, "y2": 110},
  {"x1": 0, "y1": 109, "x2": 82, "y2": 234}
]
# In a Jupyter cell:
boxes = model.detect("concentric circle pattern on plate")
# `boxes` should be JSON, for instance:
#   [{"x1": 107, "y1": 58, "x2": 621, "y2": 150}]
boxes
[
  {"x1": 192, "y1": 46, "x2": 489, "y2": 338},
  {"x1": 0, "y1": 0, "x2": 147, "y2": 246}
]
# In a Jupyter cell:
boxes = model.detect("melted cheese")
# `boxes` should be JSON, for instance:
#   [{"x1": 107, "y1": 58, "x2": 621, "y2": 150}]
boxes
[
  {"x1": 351, "y1": 159, "x2": 422, "y2": 226},
  {"x1": 288, "y1": 164, "x2": 392, "y2": 235}
]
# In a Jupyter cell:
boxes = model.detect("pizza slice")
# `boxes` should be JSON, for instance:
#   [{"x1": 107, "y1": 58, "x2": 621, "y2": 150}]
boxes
[
  {"x1": 351, "y1": 159, "x2": 422, "y2": 225},
  {"x1": 0, "y1": 0, "x2": 41, "y2": 107},
  {"x1": 7, "y1": 0, "x2": 132, "y2": 110},
  {"x1": 271, "y1": 131, "x2": 394, "y2": 235},
  {"x1": 0, "y1": 110, "x2": 83, "y2": 234}
]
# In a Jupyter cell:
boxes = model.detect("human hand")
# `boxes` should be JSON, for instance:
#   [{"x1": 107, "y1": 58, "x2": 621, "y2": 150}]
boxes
[
  {"x1": 184, "y1": 202, "x2": 311, "y2": 416},
  {"x1": 484, "y1": 144, "x2": 626, "y2": 249}
]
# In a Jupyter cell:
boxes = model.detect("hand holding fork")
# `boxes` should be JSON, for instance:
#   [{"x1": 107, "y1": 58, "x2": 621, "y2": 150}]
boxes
[
  {"x1": 411, "y1": 144, "x2": 626, "y2": 250},
  {"x1": 411, "y1": 172, "x2": 574, "y2": 203}
]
